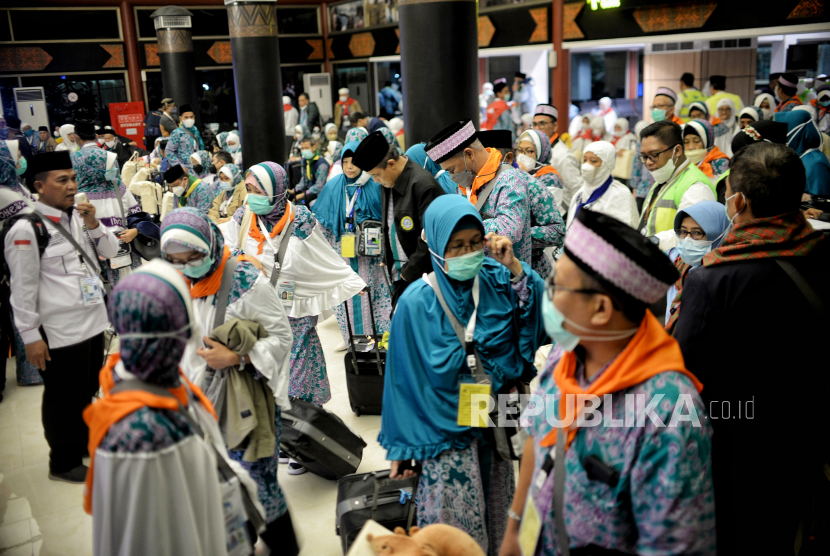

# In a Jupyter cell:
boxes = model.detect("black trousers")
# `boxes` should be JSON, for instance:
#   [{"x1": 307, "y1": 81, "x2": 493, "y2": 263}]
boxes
[{"x1": 39, "y1": 332, "x2": 104, "y2": 474}]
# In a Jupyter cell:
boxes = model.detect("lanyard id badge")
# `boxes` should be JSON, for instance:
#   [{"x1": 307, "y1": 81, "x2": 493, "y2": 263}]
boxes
[
  {"x1": 221, "y1": 478, "x2": 253, "y2": 556},
  {"x1": 457, "y1": 381, "x2": 492, "y2": 428},
  {"x1": 277, "y1": 279, "x2": 295, "y2": 305},
  {"x1": 341, "y1": 232, "x2": 356, "y2": 258},
  {"x1": 341, "y1": 186, "x2": 361, "y2": 258},
  {"x1": 108, "y1": 240, "x2": 132, "y2": 269},
  {"x1": 518, "y1": 494, "x2": 543, "y2": 556},
  {"x1": 80, "y1": 276, "x2": 105, "y2": 306}
]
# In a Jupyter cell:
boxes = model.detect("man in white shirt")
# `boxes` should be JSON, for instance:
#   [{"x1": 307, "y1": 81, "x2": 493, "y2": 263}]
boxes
[{"x1": 5, "y1": 151, "x2": 120, "y2": 483}]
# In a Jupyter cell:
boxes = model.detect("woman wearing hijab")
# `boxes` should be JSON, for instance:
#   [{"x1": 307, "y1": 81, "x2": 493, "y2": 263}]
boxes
[
  {"x1": 225, "y1": 163, "x2": 365, "y2": 473},
  {"x1": 716, "y1": 97, "x2": 739, "y2": 156},
  {"x1": 189, "y1": 150, "x2": 213, "y2": 179},
  {"x1": 754, "y1": 92, "x2": 776, "y2": 120},
  {"x1": 328, "y1": 126, "x2": 369, "y2": 180},
  {"x1": 664, "y1": 200, "x2": 730, "y2": 334},
  {"x1": 313, "y1": 142, "x2": 391, "y2": 345},
  {"x1": 610, "y1": 117, "x2": 637, "y2": 153},
  {"x1": 208, "y1": 163, "x2": 246, "y2": 224},
  {"x1": 629, "y1": 120, "x2": 655, "y2": 210},
  {"x1": 0, "y1": 140, "x2": 40, "y2": 388},
  {"x1": 567, "y1": 141, "x2": 638, "y2": 229},
  {"x1": 160, "y1": 208, "x2": 298, "y2": 551},
  {"x1": 776, "y1": 109, "x2": 830, "y2": 195},
  {"x1": 683, "y1": 119, "x2": 730, "y2": 184},
  {"x1": 215, "y1": 130, "x2": 242, "y2": 166},
  {"x1": 387, "y1": 117, "x2": 405, "y2": 151},
  {"x1": 83, "y1": 261, "x2": 255, "y2": 556},
  {"x1": 324, "y1": 122, "x2": 339, "y2": 144},
  {"x1": 54, "y1": 124, "x2": 79, "y2": 153},
  {"x1": 596, "y1": 97, "x2": 618, "y2": 134},
  {"x1": 738, "y1": 106, "x2": 761, "y2": 130},
  {"x1": 379, "y1": 195, "x2": 547, "y2": 555},
  {"x1": 516, "y1": 129, "x2": 563, "y2": 192},
  {"x1": 569, "y1": 113, "x2": 594, "y2": 158},
  {"x1": 324, "y1": 139, "x2": 343, "y2": 166},
  {"x1": 405, "y1": 143, "x2": 457, "y2": 195}
]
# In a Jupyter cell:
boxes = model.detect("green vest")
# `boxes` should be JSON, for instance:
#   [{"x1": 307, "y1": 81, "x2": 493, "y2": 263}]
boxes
[
  {"x1": 679, "y1": 88, "x2": 706, "y2": 120},
  {"x1": 643, "y1": 162, "x2": 714, "y2": 236}
]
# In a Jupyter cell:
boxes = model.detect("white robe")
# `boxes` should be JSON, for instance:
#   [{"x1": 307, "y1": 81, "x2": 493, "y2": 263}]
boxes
[
  {"x1": 566, "y1": 178, "x2": 639, "y2": 229},
  {"x1": 549, "y1": 139, "x2": 583, "y2": 213}
]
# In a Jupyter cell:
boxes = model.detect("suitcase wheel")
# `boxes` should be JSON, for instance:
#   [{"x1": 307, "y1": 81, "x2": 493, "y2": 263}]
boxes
[{"x1": 354, "y1": 407, "x2": 361, "y2": 417}]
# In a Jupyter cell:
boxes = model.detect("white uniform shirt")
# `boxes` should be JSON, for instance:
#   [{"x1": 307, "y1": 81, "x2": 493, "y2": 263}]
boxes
[
  {"x1": 5, "y1": 201, "x2": 120, "y2": 348},
  {"x1": 566, "y1": 178, "x2": 639, "y2": 229}
]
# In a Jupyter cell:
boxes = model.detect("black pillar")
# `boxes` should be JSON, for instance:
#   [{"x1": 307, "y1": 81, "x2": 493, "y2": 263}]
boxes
[
  {"x1": 399, "y1": 0, "x2": 479, "y2": 146},
  {"x1": 150, "y1": 7, "x2": 200, "y2": 127},
  {"x1": 226, "y1": 0, "x2": 285, "y2": 170}
]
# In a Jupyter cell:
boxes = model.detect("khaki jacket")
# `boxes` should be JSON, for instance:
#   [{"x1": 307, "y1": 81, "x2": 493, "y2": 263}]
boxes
[{"x1": 209, "y1": 182, "x2": 248, "y2": 222}]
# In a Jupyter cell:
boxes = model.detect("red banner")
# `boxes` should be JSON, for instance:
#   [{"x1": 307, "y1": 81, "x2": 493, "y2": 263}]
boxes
[{"x1": 108, "y1": 102, "x2": 146, "y2": 150}]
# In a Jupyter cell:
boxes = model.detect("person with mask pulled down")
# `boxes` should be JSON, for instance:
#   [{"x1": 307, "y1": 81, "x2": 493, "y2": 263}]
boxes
[
  {"x1": 165, "y1": 104, "x2": 203, "y2": 175},
  {"x1": 224, "y1": 164, "x2": 365, "y2": 475},
  {"x1": 637, "y1": 121, "x2": 715, "y2": 251},
  {"x1": 380, "y1": 194, "x2": 548, "y2": 555},
  {"x1": 775, "y1": 107, "x2": 830, "y2": 196},
  {"x1": 83, "y1": 261, "x2": 261, "y2": 556},
  {"x1": 663, "y1": 201, "x2": 730, "y2": 334},
  {"x1": 160, "y1": 208, "x2": 299, "y2": 553},
  {"x1": 208, "y1": 163, "x2": 246, "y2": 224},
  {"x1": 673, "y1": 142, "x2": 830, "y2": 555},
  {"x1": 500, "y1": 208, "x2": 713, "y2": 556},
  {"x1": 683, "y1": 119, "x2": 730, "y2": 185},
  {"x1": 353, "y1": 131, "x2": 445, "y2": 307},
  {"x1": 426, "y1": 119, "x2": 532, "y2": 267},
  {"x1": 567, "y1": 141, "x2": 638, "y2": 229}
]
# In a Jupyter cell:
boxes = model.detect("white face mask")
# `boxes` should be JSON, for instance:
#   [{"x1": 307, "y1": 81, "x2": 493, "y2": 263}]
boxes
[
  {"x1": 759, "y1": 108, "x2": 772, "y2": 120},
  {"x1": 53, "y1": 131, "x2": 60, "y2": 138},
  {"x1": 648, "y1": 146, "x2": 679, "y2": 184},
  {"x1": 339, "y1": 95, "x2": 348, "y2": 102},
  {"x1": 516, "y1": 153, "x2": 537, "y2": 172},
  {"x1": 581, "y1": 161, "x2": 611, "y2": 188},
  {"x1": 613, "y1": 129, "x2": 625, "y2": 138},
  {"x1": 685, "y1": 148, "x2": 707, "y2": 165},
  {"x1": 183, "y1": 119, "x2": 196, "y2": 129},
  {"x1": 581, "y1": 162, "x2": 597, "y2": 184},
  {"x1": 172, "y1": 185, "x2": 186, "y2": 196},
  {"x1": 105, "y1": 140, "x2": 117, "y2": 149}
]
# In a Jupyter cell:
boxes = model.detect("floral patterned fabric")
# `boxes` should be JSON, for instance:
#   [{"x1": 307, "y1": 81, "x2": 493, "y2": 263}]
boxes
[
  {"x1": 417, "y1": 439, "x2": 514, "y2": 556},
  {"x1": 99, "y1": 406, "x2": 191, "y2": 453},
  {"x1": 629, "y1": 141, "x2": 654, "y2": 199},
  {"x1": 321, "y1": 227, "x2": 392, "y2": 342},
  {"x1": 298, "y1": 157, "x2": 331, "y2": 197},
  {"x1": 526, "y1": 176, "x2": 565, "y2": 279},
  {"x1": 479, "y1": 167, "x2": 532, "y2": 264},
  {"x1": 288, "y1": 315, "x2": 330, "y2": 405},
  {"x1": 165, "y1": 127, "x2": 200, "y2": 174},
  {"x1": 526, "y1": 347, "x2": 716, "y2": 555},
  {"x1": 709, "y1": 156, "x2": 730, "y2": 178},
  {"x1": 182, "y1": 178, "x2": 217, "y2": 215}
]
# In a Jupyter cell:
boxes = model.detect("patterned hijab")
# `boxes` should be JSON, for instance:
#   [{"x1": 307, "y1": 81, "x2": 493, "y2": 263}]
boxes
[
  {"x1": 216, "y1": 131, "x2": 230, "y2": 151},
  {"x1": 345, "y1": 127, "x2": 369, "y2": 144},
  {"x1": 72, "y1": 147, "x2": 123, "y2": 200},
  {"x1": 379, "y1": 126, "x2": 400, "y2": 152},
  {"x1": 160, "y1": 207, "x2": 226, "y2": 282},
  {"x1": 0, "y1": 140, "x2": 18, "y2": 189},
  {"x1": 684, "y1": 119, "x2": 715, "y2": 150},
  {"x1": 190, "y1": 150, "x2": 212, "y2": 177},
  {"x1": 109, "y1": 259, "x2": 194, "y2": 387},
  {"x1": 518, "y1": 129, "x2": 552, "y2": 164},
  {"x1": 219, "y1": 163, "x2": 242, "y2": 186},
  {"x1": 245, "y1": 161, "x2": 288, "y2": 225}
]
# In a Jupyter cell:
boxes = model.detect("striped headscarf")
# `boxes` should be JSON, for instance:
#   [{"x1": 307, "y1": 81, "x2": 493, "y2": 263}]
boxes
[
  {"x1": 518, "y1": 129, "x2": 552, "y2": 164},
  {"x1": 684, "y1": 119, "x2": 715, "y2": 150},
  {"x1": 160, "y1": 207, "x2": 225, "y2": 281},
  {"x1": 219, "y1": 163, "x2": 243, "y2": 186},
  {"x1": 245, "y1": 161, "x2": 288, "y2": 225},
  {"x1": 109, "y1": 259, "x2": 194, "y2": 387}
]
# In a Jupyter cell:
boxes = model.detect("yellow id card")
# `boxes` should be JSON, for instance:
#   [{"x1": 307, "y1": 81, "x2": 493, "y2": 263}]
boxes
[
  {"x1": 341, "y1": 233, "x2": 356, "y2": 258},
  {"x1": 518, "y1": 494, "x2": 542, "y2": 556},
  {"x1": 457, "y1": 383, "x2": 492, "y2": 428}
]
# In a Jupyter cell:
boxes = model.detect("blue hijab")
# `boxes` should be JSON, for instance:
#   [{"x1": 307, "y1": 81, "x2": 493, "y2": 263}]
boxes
[
  {"x1": 673, "y1": 200, "x2": 731, "y2": 250},
  {"x1": 312, "y1": 141, "x2": 382, "y2": 241},
  {"x1": 405, "y1": 143, "x2": 457, "y2": 194},
  {"x1": 775, "y1": 110, "x2": 830, "y2": 196},
  {"x1": 378, "y1": 195, "x2": 546, "y2": 460}
]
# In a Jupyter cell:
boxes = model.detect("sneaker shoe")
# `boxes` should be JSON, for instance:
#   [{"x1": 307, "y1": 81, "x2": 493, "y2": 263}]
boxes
[
  {"x1": 278, "y1": 451, "x2": 290, "y2": 464},
  {"x1": 287, "y1": 459, "x2": 307, "y2": 475},
  {"x1": 49, "y1": 464, "x2": 88, "y2": 484}
]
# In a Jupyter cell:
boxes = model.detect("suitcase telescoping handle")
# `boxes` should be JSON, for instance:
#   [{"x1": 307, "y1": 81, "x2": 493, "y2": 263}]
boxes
[
  {"x1": 369, "y1": 469, "x2": 417, "y2": 530},
  {"x1": 343, "y1": 287, "x2": 383, "y2": 376}
]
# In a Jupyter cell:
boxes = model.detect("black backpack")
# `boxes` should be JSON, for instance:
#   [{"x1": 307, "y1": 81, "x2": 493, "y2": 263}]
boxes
[
  {"x1": 144, "y1": 110, "x2": 163, "y2": 139},
  {"x1": 0, "y1": 213, "x2": 50, "y2": 332}
]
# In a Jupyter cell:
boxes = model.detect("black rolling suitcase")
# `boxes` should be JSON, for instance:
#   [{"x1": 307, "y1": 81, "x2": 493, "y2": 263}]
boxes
[
  {"x1": 335, "y1": 469, "x2": 419, "y2": 554},
  {"x1": 343, "y1": 288, "x2": 386, "y2": 416},
  {"x1": 280, "y1": 398, "x2": 366, "y2": 480}
]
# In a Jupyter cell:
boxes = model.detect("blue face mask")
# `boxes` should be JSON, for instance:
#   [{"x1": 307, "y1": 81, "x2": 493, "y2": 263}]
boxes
[
  {"x1": 181, "y1": 256, "x2": 214, "y2": 279},
  {"x1": 218, "y1": 179, "x2": 233, "y2": 191},
  {"x1": 228, "y1": 143, "x2": 240, "y2": 153},
  {"x1": 819, "y1": 98, "x2": 830, "y2": 108},
  {"x1": 430, "y1": 248, "x2": 484, "y2": 281},
  {"x1": 15, "y1": 157, "x2": 27, "y2": 176},
  {"x1": 542, "y1": 295, "x2": 581, "y2": 352},
  {"x1": 651, "y1": 108, "x2": 667, "y2": 122},
  {"x1": 248, "y1": 193, "x2": 274, "y2": 215},
  {"x1": 301, "y1": 149, "x2": 314, "y2": 160},
  {"x1": 676, "y1": 238, "x2": 712, "y2": 267},
  {"x1": 24, "y1": 129, "x2": 34, "y2": 138}
]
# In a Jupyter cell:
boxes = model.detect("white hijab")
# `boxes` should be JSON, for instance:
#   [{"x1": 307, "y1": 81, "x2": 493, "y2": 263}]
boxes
[
  {"x1": 754, "y1": 93, "x2": 775, "y2": 120},
  {"x1": 583, "y1": 141, "x2": 616, "y2": 188},
  {"x1": 717, "y1": 98, "x2": 738, "y2": 131}
]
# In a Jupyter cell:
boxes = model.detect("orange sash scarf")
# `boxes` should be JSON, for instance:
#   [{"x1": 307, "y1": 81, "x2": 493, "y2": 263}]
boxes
[
  {"x1": 83, "y1": 354, "x2": 217, "y2": 514},
  {"x1": 458, "y1": 148, "x2": 502, "y2": 206},
  {"x1": 535, "y1": 165, "x2": 560, "y2": 178},
  {"x1": 187, "y1": 246, "x2": 231, "y2": 298},
  {"x1": 540, "y1": 311, "x2": 702, "y2": 451},
  {"x1": 248, "y1": 205, "x2": 295, "y2": 255}
]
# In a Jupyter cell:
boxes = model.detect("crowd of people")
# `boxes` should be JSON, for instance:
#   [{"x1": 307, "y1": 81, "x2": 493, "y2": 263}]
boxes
[{"x1": 0, "y1": 66, "x2": 828, "y2": 556}]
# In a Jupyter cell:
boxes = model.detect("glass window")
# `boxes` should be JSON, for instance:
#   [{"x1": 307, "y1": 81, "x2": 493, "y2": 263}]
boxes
[
  {"x1": 19, "y1": 74, "x2": 127, "y2": 126},
  {"x1": 11, "y1": 9, "x2": 120, "y2": 41},
  {"x1": 366, "y1": 0, "x2": 398, "y2": 27},
  {"x1": 756, "y1": 46, "x2": 772, "y2": 86},
  {"x1": 277, "y1": 8, "x2": 319, "y2": 35},
  {"x1": 329, "y1": 1, "x2": 365, "y2": 33}
]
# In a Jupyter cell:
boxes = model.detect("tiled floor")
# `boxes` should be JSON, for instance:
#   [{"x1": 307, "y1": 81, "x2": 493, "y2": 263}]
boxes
[{"x1": 0, "y1": 315, "x2": 387, "y2": 555}]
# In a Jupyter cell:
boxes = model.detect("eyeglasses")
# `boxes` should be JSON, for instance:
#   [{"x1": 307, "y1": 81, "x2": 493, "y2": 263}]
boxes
[
  {"x1": 165, "y1": 255, "x2": 206, "y2": 270},
  {"x1": 515, "y1": 147, "x2": 536, "y2": 157},
  {"x1": 675, "y1": 229, "x2": 706, "y2": 240},
  {"x1": 638, "y1": 145, "x2": 678, "y2": 164},
  {"x1": 545, "y1": 273, "x2": 606, "y2": 300},
  {"x1": 446, "y1": 240, "x2": 485, "y2": 257}
]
